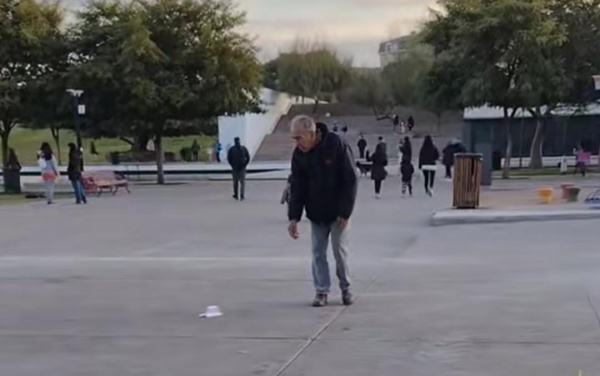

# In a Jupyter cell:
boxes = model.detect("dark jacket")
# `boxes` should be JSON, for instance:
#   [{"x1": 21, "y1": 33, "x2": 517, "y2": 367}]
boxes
[
  {"x1": 368, "y1": 144, "x2": 388, "y2": 181},
  {"x1": 357, "y1": 138, "x2": 367, "y2": 151},
  {"x1": 400, "y1": 161, "x2": 415, "y2": 182},
  {"x1": 442, "y1": 142, "x2": 466, "y2": 166},
  {"x1": 400, "y1": 142, "x2": 412, "y2": 162},
  {"x1": 419, "y1": 145, "x2": 440, "y2": 169},
  {"x1": 227, "y1": 144, "x2": 250, "y2": 171},
  {"x1": 67, "y1": 150, "x2": 82, "y2": 181},
  {"x1": 288, "y1": 129, "x2": 358, "y2": 225}
]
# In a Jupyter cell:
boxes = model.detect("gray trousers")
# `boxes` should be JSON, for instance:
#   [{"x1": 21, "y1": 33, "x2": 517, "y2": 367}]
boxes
[
  {"x1": 232, "y1": 169, "x2": 246, "y2": 198},
  {"x1": 310, "y1": 221, "x2": 351, "y2": 294}
]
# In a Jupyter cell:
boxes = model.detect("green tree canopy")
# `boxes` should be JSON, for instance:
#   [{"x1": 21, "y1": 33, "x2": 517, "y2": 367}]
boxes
[
  {"x1": 424, "y1": 0, "x2": 568, "y2": 178},
  {"x1": 71, "y1": 0, "x2": 262, "y2": 183},
  {"x1": 0, "y1": 0, "x2": 64, "y2": 170},
  {"x1": 277, "y1": 41, "x2": 352, "y2": 112}
]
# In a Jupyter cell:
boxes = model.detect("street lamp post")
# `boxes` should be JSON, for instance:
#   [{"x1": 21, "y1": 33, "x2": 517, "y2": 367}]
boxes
[{"x1": 66, "y1": 89, "x2": 85, "y2": 169}]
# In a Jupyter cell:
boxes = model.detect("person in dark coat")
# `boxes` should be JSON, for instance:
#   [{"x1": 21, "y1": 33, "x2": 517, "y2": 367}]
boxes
[
  {"x1": 400, "y1": 158, "x2": 414, "y2": 196},
  {"x1": 357, "y1": 134, "x2": 367, "y2": 159},
  {"x1": 288, "y1": 115, "x2": 357, "y2": 307},
  {"x1": 67, "y1": 143, "x2": 87, "y2": 204},
  {"x1": 368, "y1": 142, "x2": 388, "y2": 199},
  {"x1": 418, "y1": 135, "x2": 440, "y2": 197},
  {"x1": 399, "y1": 136, "x2": 412, "y2": 162},
  {"x1": 407, "y1": 115, "x2": 415, "y2": 132},
  {"x1": 442, "y1": 139, "x2": 466, "y2": 179},
  {"x1": 227, "y1": 137, "x2": 250, "y2": 201}
]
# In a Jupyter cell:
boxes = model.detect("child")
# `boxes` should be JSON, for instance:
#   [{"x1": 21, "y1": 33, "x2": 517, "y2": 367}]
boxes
[{"x1": 400, "y1": 159, "x2": 414, "y2": 196}]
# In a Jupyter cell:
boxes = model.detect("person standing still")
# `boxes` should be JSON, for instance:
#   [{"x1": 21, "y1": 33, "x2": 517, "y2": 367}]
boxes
[
  {"x1": 67, "y1": 143, "x2": 87, "y2": 204},
  {"x1": 191, "y1": 140, "x2": 200, "y2": 161},
  {"x1": 368, "y1": 143, "x2": 388, "y2": 199},
  {"x1": 357, "y1": 134, "x2": 367, "y2": 159},
  {"x1": 418, "y1": 135, "x2": 440, "y2": 197},
  {"x1": 227, "y1": 137, "x2": 250, "y2": 201},
  {"x1": 288, "y1": 115, "x2": 358, "y2": 307}
]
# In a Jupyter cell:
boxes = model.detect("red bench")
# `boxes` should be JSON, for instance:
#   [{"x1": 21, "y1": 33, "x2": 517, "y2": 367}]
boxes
[{"x1": 82, "y1": 171, "x2": 130, "y2": 196}]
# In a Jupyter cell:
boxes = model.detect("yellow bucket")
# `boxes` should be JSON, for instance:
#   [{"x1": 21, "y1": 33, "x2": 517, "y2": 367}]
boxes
[{"x1": 537, "y1": 187, "x2": 554, "y2": 204}]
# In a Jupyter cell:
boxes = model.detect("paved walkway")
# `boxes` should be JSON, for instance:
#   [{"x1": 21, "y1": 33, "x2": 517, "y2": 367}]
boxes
[{"x1": 0, "y1": 178, "x2": 599, "y2": 375}]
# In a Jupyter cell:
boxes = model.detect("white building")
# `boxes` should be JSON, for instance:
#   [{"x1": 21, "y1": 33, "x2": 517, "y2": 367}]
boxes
[{"x1": 379, "y1": 36, "x2": 411, "y2": 67}]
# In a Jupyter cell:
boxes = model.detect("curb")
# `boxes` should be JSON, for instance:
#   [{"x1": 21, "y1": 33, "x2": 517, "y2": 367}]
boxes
[{"x1": 430, "y1": 209, "x2": 600, "y2": 226}]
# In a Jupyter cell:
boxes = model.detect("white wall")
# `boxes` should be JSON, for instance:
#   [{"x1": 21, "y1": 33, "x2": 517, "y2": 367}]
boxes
[{"x1": 218, "y1": 88, "x2": 305, "y2": 162}]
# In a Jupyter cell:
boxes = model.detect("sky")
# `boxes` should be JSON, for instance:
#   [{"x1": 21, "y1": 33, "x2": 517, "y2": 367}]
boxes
[{"x1": 238, "y1": 0, "x2": 437, "y2": 67}]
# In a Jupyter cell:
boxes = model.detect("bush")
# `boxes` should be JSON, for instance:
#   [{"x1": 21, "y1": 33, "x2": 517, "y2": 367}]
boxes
[{"x1": 180, "y1": 147, "x2": 192, "y2": 162}]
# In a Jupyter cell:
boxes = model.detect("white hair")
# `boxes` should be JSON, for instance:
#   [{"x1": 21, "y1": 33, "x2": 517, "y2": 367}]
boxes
[{"x1": 290, "y1": 115, "x2": 316, "y2": 135}]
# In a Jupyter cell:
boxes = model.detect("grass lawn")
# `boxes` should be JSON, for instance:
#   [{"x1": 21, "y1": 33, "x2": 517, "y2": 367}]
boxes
[
  {"x1": 0, "y1": 193, "x2": 29, "y2": 206},
  {"x1": 9, "y1": 128, "x2": 216, "y2": 165}
]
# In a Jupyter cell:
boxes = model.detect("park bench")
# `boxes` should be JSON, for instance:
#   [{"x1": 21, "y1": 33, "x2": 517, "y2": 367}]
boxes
[{"x1": 82, "y1": 171, "x2": 130, "y2": 196}]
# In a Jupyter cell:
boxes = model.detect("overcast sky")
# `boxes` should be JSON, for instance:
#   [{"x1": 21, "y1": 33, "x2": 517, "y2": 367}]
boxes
[{"x1": 239, "y1": 0, "x2": 437, "y2": 67}]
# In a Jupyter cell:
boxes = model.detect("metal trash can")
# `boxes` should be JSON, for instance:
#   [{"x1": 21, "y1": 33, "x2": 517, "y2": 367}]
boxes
[
  {"x1": 453, "y1": 153, "x2": 483, "y2": 209},
  {"x1": 3, "y1": 168, "x2": 21, "y2": 194}
]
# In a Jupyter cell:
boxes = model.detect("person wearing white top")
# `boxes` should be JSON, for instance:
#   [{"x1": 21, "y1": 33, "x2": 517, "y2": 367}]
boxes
[{"x1": 38, "y1": 142, "x2": 60, "y2": 204}]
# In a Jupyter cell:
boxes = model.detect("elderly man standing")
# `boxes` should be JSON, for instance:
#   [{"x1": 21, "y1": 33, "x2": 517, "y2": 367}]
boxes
[{"x1": 287, "y1": 115, "x2": 358, "y2": 307}]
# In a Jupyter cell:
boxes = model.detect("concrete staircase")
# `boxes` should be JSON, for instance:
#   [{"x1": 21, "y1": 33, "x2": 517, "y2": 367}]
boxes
[{"x1": 253, "y1": 104, "x2": 463, "y2": 162}]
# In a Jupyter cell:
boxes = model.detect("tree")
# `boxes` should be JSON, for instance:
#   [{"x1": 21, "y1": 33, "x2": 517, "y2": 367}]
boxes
[
  {"x1": 71, "y1": 0, "x2": 263, "y2": 183},
  {"x1": 341, "y1": 72, "x2": 396, "y2": 117},
  {"x1": 21, "y1": 29, "x2": 73, "y2": 165},
  {"x1": 0, "y1": 0, "x2": 64, "y2": 170},
  {"x1": 277, "y1": 40, "x2": 351, "y2": 112},
  {"x1": 424, "y1": 0, "x2": 567, "y2": 178}
]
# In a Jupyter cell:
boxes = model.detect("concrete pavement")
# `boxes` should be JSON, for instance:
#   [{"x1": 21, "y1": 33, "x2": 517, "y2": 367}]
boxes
[{"x1": 0, "y1": 178, "x2": 599, "y2": 375}]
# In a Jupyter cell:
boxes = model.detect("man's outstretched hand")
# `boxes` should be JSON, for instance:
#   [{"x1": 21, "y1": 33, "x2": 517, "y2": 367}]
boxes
[{"x1": 288, "y1": 220, "x2": 299, "y2": 239}]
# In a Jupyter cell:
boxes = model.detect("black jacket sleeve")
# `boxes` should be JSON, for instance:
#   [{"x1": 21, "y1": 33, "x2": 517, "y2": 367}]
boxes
[
  {"x1": 243, "y1": 147, "x2": 250, "y2": 168},
  {"x1": 337, "y1": 141, "x2": 358, "y2": 220},
  {"x1": 288, "y1": 150, "x2": 307, "y2": 222}
]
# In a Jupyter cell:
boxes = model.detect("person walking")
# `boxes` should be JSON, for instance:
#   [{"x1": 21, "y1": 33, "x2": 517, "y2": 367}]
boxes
[
  {"x1": 399, "y1": 136, "x2": 412, "y2": 162},
  {"x1": 418, "y1": 135, "x2": 440, "y2": 197},
  {"x1": 400, "y1": 158, "x2": 415, "y2": 196},
  {"x1": 442, "y1": 138, "x2": 466, "y2": 179},
  {"x1": 67, "y1": 143, "x2": 87, "y2": 204},
  {"x1": 368, "y1": 142, "x2": 388, "y2": 199},
  {"x1": 407, "y1": 115, "x2": 415, "y2": 132},
  {"x1": 288, "y1": 115, "x2": 357, "y2": 307},
  {"x1": 38, "y1": 142, "x2": 60, "y2": 205},
  {"x1": 227, "y1": 137, "x2": 250, "y2": 201},
  {"x1": 357, "y1": 134, "x2": 367, "y2": 159},
  {"x1": 191, "y1": 140, "x2": 200, "y2": 161}
]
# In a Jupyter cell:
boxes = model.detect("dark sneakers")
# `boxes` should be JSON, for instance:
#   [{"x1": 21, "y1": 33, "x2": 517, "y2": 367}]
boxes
[
  {"x1": 312, "y1": 291, "x2": 353, "y2": 307},
  {"x1": 342, "y1": 290, "x2": 354, "y2": 306},
  {"x1": 312, "y1": 293, "x2": 328, "y2": 307}
]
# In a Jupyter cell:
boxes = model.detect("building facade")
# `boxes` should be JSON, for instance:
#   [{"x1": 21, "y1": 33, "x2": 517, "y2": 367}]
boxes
[{"x1": 378, "y1": 36, "x2": 410, "y2": 67}]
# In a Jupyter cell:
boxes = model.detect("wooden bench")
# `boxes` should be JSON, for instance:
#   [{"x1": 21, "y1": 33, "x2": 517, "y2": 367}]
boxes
[{"x1": 82, "y1": 171, "x2": 130, "y2": 196}]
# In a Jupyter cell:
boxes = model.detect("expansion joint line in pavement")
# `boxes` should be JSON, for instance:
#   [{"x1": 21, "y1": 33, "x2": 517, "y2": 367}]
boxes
[
  {"x1": 586, "y1": 291, "x2": 600, "y2": 333},
  {"x1": 273, "y1": 235, "x2": 419, "y2": 376}
]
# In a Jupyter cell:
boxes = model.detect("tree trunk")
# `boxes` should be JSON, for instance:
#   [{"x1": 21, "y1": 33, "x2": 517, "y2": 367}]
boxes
[
  {"x1": 1, "y1": 131, "x2": 8, "y2": 169},
  {"x1": 528, "y1": 115, "x2": 545, "y2": 169},
  {"x1": 502, "y1": 109, "x2": 513, "y2": 179},
  {"x1": 51, "y1": 127, "x2": 61, "y2": 165},
  {"x1": 155, "y1": 134, "x2": 165, "y2": 185},
  {"x1": 312, "y1": 98, "x2": 320, "y2": 114}
]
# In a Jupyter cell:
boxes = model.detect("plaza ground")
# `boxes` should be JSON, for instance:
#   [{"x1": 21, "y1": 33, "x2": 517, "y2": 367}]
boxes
[{"x1": 0, "y1": 178, "x2": 599, "y2": 375}]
